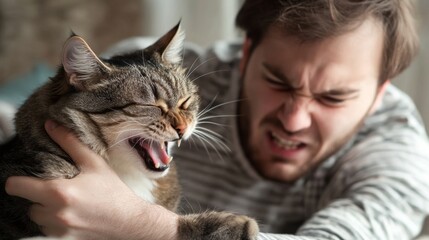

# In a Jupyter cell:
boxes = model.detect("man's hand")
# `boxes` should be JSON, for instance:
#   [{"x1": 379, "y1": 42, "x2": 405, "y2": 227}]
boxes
[{"x1": 5, "y1": 120, "x2": 178, "y2": 240}]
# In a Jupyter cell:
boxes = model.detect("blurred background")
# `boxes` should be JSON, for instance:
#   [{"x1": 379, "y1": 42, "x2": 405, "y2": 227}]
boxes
[{"x1": 0, "y1": 0, "x2": 428, "y2": 130}]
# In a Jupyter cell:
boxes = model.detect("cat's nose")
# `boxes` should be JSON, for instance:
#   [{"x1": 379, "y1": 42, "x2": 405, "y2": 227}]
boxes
[{"x1": 174, "y1": 124, "x2": 186, "y2": 139}]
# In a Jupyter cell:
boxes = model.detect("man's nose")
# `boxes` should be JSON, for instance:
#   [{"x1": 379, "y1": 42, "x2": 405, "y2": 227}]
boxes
[{"x1": 277, "y1": 95, "x2": 312, "y2": 133}]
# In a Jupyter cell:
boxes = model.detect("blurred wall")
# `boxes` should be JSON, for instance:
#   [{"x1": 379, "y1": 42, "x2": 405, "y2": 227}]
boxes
[
  {"x1": 394, "y1": 0, "x2": 429, "y2": 129},
  {"x1": 0, "y1": 0, "x2": 243, "y2": 84},
  {"x1": 0, "y1": 0, "x2": 145, "y2": 84},
  {"x1": 140, "y1": 0, "x2": 243, "y2": 48}
]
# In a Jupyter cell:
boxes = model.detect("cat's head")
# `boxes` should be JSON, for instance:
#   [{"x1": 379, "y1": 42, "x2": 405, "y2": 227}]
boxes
[{"x1": 51, "y1": 22, "x2": 199, "y2": 179}]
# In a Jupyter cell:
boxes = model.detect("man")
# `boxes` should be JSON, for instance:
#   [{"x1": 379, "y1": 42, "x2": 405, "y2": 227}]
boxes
[{"x1": 5, "y1": 0, "x2": 429, "y2": 239}]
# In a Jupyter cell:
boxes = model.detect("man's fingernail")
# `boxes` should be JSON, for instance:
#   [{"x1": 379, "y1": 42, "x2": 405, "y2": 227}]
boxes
[{"x1": 45, "y1": 120, "x2": 58, "y2": 130}]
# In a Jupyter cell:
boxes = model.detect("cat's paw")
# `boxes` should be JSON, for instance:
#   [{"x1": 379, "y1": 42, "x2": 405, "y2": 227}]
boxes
[{"x1": 178, "y1": 211, "x2": 259, "y2": 240}]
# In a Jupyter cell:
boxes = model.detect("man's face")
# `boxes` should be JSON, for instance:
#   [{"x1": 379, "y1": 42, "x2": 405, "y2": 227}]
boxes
[{"x1": 239, "y1": 19, "x2": 387, "y2": 182}]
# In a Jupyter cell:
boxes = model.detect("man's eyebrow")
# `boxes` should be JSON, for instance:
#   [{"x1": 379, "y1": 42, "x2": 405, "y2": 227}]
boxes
[
  {"x1": 318, "y1": 88, "x2": 359, "y2": 96},
  {"x1": 262, "y1": 62, "x2": 305, "y2": 90},
  {"x1": 262, "y1": 62, "x2": 359, "y2": 96},
  {"x1": 262, "y1": 62, "x2": 287, "y2": 82}
]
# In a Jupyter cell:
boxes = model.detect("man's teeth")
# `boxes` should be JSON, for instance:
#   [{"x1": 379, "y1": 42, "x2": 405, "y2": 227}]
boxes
[{"x1": 272, "y1": 133, "x2": 300, "y2": 149}]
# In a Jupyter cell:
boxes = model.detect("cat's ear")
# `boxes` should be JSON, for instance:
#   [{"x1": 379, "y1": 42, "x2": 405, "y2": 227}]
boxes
[
  {"x1": 147, "y1": 21, "x2": 185, "y2": 65},
  {"x1": 62, "y1": 36, "x2": 111, "y2": 90}
]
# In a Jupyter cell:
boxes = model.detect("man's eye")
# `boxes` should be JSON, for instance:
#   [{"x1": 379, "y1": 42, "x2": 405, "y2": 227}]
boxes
[
  {"x1": 319, "y1": 96, "x2": 346, "y2": 105},
  {"x1": 264, "y1": 76, "x2": 282, "y2": 85},
  {"x1": 264, "y1": 77, "x2": 290, "y2": 90}
]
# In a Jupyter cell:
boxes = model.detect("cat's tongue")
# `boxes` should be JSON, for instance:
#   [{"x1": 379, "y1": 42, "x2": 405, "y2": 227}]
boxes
[{"x1": 142, "y1": 141, "x2": 170, "y2": 167}]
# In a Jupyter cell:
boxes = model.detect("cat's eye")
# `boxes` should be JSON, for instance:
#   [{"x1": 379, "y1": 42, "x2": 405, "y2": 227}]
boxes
[
  {"x1": 156, "y1": 100, "x2": 169, "y2": 113},
  {"x1": 179, "y1": 96, "x2": 192, "y2": 110}
]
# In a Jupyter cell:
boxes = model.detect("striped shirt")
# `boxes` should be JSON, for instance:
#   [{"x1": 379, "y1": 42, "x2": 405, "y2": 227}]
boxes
[{"x1": 172, "y1": 40, "x2": 429, "y2": 240}]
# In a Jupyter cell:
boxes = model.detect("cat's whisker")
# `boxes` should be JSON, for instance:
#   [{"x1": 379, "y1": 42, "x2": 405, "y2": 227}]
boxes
[
  {"x1": 109, "y1": 136, "x2": 135, "y2": 150},
  {"x1": 197, "y1": 121, "x2": 229, "y2": 127},
  {"x1": 195, "y1": 126, "x2": 224, "y2": 139},
  {"x1": 109, "y1": 131, "x2": 147, "y2": 149},
  {"x1": 198, "y1": 114, "x2": 239, "y2": 121},
  {"x1": 197, "y1": 94, "x2": 219, "y2": 118},
  {"x1": 191, "y1": 69, "x2": 230, "y2": 83},
  {"x1": 194, "y1": 128, "x2": 231, "y2": 153},
  {"x1": 109, "y1": 137, "x2": 132, "y2": 150},
  {"x1": 113, "y1": 129, "x2": 141, "y2": 145},
  {"x1": 111, "y1": 123, "x2": 147, "y2": 142},
  {"x1": 189, "y1": 136, "x2": 198, "y2": 149},
  {"x1": 191, "y1": 132, "x2": 216, "y2": 162},
  {"x1": 113, "y1": 126, "x2": 140, "y2": 134},
  {"x1": 185, "y1": 57, "x2": 216, "y2": 79},
  {"x1": 197, "y1": 98, "x2": 244, "y2": 118},
  {"x1": 194, "y1": 127, "x2": 230, "y2": 150},
  {"x1": 192, "y1": 131, "x2": 226, "y2": 162},
  {"x1": 183, "y1": 55, "x2": 203, "y2": 78}
]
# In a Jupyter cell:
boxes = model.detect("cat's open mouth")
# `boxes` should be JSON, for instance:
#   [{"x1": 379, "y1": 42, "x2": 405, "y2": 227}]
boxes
[{"x1": 128, "y1": 138, "x2": 171, "y2": 172}]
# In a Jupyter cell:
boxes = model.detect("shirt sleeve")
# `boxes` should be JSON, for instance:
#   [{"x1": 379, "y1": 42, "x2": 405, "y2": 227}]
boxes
[{"x1": 256, "y1": 133, "x2": 429, "y2": 240}]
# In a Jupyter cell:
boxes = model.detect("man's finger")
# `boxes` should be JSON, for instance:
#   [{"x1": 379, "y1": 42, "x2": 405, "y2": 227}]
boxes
[
  {"x1": 5, "y1": 176, "x2": 46, "y2": 203},
  {"x1": 44, "y1": 120, "x2": 107, "y2": 171}
]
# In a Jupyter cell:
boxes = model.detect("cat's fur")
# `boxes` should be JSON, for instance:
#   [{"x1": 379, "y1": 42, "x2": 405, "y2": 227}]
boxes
[{"x1": 0, "y1": 23, "x2": 258, "y2": 239}]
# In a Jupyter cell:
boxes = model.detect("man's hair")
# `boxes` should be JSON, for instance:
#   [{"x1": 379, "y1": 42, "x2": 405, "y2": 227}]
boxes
[{"x1": 236, "y1": 0, "x2": 419, "y2": 83}]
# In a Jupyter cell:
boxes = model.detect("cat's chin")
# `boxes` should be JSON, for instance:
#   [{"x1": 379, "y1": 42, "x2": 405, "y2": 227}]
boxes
[{"x1": 106, "y1": 143, "x2": 171, "y2": 202}]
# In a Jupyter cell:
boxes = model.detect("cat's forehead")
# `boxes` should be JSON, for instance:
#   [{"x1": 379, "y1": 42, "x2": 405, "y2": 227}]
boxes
[{"x1": 105, "y1": 61, "x2": 195, "y2": 101}]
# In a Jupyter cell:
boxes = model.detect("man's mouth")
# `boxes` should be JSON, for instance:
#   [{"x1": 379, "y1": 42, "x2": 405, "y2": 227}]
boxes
[
  {"x1": 270, "y1": 132, "x2": 305, "y2": 150},
  {"x1": 128, "y1": 138, "x2": 172, "y2": 172}
]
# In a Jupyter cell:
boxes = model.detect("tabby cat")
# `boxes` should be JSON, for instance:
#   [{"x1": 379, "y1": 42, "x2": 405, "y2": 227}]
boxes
[{"x1": 0, "y1": 23, "x2": 258, "y2": 239}]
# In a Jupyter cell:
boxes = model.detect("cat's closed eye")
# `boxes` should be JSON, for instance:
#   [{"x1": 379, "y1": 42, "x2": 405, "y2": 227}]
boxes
[{"x1": 179, "y1": 96, "x2": 193, "y2": 110}]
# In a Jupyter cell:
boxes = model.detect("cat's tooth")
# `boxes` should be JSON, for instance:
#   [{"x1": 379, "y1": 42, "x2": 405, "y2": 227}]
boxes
[
  {"x1": 169, "y1": 156, "x2": 174, "y2": 163},
  {"x1": 177, "y1": 140, "x2": 182, "y2": 147},
  {"x1": 155, "y1": 161, "x2": 160, "y2": 168},
  {"x1": 161, "y1": 143, "x2": 165, "y2": 150}
]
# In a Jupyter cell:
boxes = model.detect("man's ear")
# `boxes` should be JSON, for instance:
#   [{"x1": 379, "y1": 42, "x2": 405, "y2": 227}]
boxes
[
  {"x1": 239, "y1": 37, "x2": 252, "y2": 76},
  {"x1": 369, "y1": 80, "x2": 390, "y2": 114}
]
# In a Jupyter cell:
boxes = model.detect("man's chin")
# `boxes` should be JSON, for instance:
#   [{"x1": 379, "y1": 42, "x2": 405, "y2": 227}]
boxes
[{"x1": 257, "y1": 162, "x2": 304, "y2": 182}]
